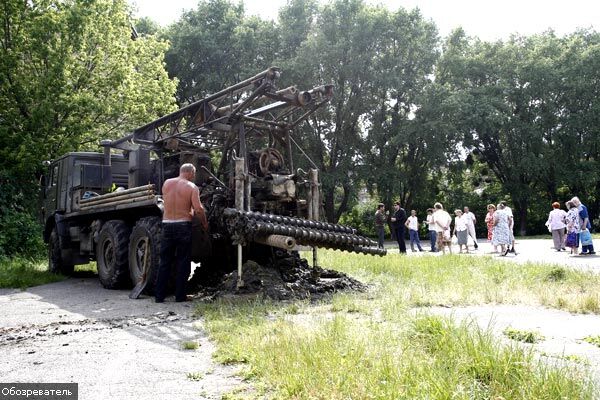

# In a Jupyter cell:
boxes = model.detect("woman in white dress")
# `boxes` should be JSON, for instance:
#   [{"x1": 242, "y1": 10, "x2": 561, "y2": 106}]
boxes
[
  {"x1": 492, "y1": 203, "x2": 512, "y2": 256},
  {"x1": 453, "y1": 209, "x2": 469, "y2": 253}
]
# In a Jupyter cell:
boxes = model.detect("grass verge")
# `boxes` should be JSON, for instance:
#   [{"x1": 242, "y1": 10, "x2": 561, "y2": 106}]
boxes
[
  {"x1": 196, "y1": 299, "x2": 593, "y2": 399},
  {"x1": 0, "y1": 257, "x2": 65, "y2": 289},
  {"x1": 503, "y1": 327, "x2": 545, "y2": 343},
  {"x1": 194, "y1": 250, "x2": 600, "y2": 399},
  {"x1": 314, "y1": 251, "x2": 600, "y2": 314}
]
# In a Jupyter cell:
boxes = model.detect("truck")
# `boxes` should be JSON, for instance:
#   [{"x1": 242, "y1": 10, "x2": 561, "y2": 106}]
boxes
[{"x1": 40, "y1": 67, "x2": 385, "y2": 294}]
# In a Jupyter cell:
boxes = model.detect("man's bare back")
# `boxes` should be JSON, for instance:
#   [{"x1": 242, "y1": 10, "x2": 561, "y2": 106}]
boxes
[{"x1": 162, "y1": 177, "x2": 200, "y2": 222}]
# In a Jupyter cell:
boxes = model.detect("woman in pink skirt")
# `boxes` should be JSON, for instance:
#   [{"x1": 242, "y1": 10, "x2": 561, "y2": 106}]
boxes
[{"x1": 484, "y1": 204, "x2": 498, "y2": 253}]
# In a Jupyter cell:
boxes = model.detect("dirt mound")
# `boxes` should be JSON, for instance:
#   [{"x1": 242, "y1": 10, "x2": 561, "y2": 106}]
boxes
[{"x1": 192, "y1": 254, "x2": 366, "y2": 301}]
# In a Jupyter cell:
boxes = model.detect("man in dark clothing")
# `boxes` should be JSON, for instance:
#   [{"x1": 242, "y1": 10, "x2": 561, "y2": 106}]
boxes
[{"x1": 391, "y1": 201, "x2": 407, "y2": 253}]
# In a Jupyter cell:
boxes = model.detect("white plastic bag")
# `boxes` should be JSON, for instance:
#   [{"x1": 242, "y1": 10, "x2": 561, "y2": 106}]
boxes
[{"x1": 443, "y1": 229, "x2": 451, "y2": 241}]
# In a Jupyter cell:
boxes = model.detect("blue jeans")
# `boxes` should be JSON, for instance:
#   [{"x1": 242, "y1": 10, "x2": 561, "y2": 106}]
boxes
[
  {"x1": 409, "y1": 229, "x2": 423, "y2": 251},
  {"x1": 429, "y1": 230, "x2": 437, "y2": 251},
  {"x1": 156, "y1": 222, "x2": 192, "y2": 302}
]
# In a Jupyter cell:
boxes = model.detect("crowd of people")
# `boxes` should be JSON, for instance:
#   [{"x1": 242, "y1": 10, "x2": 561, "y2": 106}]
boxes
[
  {"x1": 546, "y1": 197, "x2": 595, "y2": 255},
  {"x1": 375, "y1": 196, "x2": 595, "y2": 256}
]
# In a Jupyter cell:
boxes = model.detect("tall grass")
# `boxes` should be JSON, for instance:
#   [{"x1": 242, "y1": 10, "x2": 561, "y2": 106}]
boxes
[
  {"x1": 314, "y1": 251, "x2": 600, "y2": 314},
  {"x1": 194, "y1": 250, "x2": 600, "y2": 399},
  {"x1": 197, "y1": 299, "x2": 594, "y2": 399},
  {"x1": 0, "y1": 257, "x2": 65, "y2": 289}
]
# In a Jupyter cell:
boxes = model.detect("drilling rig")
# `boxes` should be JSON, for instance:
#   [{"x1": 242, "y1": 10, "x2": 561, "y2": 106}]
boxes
[{"x1": 40, "y1": 67, "x2": 385, "y2": 294}]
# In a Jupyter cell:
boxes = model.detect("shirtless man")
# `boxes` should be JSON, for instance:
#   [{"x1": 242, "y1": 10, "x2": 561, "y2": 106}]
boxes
[{"x1": 155, "y1": 163, "x2": 208, "y2": 303}]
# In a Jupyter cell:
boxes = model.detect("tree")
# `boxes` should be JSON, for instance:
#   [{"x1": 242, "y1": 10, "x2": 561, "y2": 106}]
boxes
[
  {"x1": 437, "y1": 29, "x2": 600, "y2": 234},
  {"x1": 0, "y1": 0, "x2": 177, "y2": 257},
  {"x1": 163, "y1": 0, "x2": 277, "y2": 104},
  {"x1": 362, "y1": 7, "x2": 442, "y2": 210},
  {"x1": 0, "y1": 0, "x2": 177, "y2": 182},
  {"x1": 134, "y1": 16, "x2": 162, "y2": 36},
  {"x1": 286, "y1": 0, "x2": 385, "y2": 222},
  {"x1": 287, "y1": 2, "x2": 442, "y2": 221},
  {"x1": 555, "y1": 31, "x2": 600, "y2": 219}
]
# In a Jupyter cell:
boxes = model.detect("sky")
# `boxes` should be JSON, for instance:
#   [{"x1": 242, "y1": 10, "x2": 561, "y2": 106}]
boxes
[{"x1": 129, "y1": 0, "x2": 600, "y2": 41}]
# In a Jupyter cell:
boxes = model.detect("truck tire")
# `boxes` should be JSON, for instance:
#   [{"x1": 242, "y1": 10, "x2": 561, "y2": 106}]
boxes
[
  {"x1": 96, "y1": 220, "x2": 131, "y2": 289},
  {"x1": 48, "y1": 228, "x2": 74, "y2": 275},
  {"x1": 128, "y1": 217, "x2": 161, "y2": 295}
]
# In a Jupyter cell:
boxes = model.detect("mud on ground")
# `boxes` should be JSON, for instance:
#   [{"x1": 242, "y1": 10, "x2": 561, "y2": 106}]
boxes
[{"x1": 191, "y1": 254, "x2": 366, "y2": 301}]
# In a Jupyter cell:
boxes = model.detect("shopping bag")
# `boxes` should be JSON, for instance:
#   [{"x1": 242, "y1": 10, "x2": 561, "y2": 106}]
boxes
[
  {"x1": 565, "y1": 232, "x2": 578, "y2": 247},
  {"x1": 580, "y1": 230, "x2": 593, "y2": 246}
]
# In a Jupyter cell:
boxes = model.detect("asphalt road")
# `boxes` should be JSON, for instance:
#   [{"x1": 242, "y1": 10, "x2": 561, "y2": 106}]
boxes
[
  {"x1": 0, "y1": 278, "x2": 242, "y2": 400},
  {"x1": 387, "y1": 237, "x2": 600, "y2": 273}
]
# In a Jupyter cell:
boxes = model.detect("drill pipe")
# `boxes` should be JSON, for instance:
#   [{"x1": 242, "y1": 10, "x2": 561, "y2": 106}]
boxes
[
  {"x1": 223, "y1": 208, "x2": 385, "y2": 256},
  {"x1": 252, "y1": 234, "x2": 296, "y2": 250},
  {"x1": 79, "y1": 194, "x2": 156, "y2": 210},
  {"x1": 79, "y1": 184, "x2": 155, "y2": 205}
]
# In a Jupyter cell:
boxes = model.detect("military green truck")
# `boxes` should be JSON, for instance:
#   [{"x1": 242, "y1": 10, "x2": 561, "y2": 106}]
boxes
[{"x1": 40, "y1": 67, "x2": 385, "y2": 293}]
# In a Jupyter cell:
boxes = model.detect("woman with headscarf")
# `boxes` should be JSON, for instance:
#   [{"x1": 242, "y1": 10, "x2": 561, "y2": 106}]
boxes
[{"x1": 565, "y1": 200, "x2": 580, "y2": 255}]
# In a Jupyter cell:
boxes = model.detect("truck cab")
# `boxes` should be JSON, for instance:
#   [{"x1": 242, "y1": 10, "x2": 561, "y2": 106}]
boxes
[{"x1": 41, "y1": 152, "x2": 131, "y2": 272}]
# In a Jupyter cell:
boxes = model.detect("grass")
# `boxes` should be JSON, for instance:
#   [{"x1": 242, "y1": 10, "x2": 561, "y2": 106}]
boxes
[
  {"x1": 186, "y1": 372, "x2": 204, "y2": 381},
  {"x1": 181, "y1": 341, "x2": 199, "y2": 350},
  {"x1": 196, "y1": 299, "x2": 593, "y2": 400},
  {"x1": 0, "y1": 257, "x2": 65, "y2": 289},
  {"x1": 503, "y1": 328, "x2": 545, "y2": 343},
  {"x1": 192, "y1": 250, "x2": 600, "y2": 399},
  {"x1": 311, "y1": 251, "x2": 600, "y2": 314},
  {"x1": 0, "y1": 257, "x2": 98, "y2": 289},
  {"x1": 583, "y1": 336, "x2": 600, "y2": 348}
]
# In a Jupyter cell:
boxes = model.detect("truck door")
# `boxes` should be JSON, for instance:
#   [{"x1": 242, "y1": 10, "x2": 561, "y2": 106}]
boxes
[
  {"x1": 44, "y1": 163, "x2": 59, "y2": 218},
  {"x1": 58, "y1": 157, "x2": 69, "y2": 211}
]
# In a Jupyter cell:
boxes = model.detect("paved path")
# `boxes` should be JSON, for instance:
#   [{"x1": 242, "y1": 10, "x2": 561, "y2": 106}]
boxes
[
  {"x1": 0, "y1": 278, "x2": 242, "y2": 400},
  {"x1": 385, "y1": 238, "x2": 600, "y2": 273}
]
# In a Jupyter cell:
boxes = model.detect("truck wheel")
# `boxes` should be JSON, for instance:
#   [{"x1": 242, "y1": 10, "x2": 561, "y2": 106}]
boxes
[
  {"x1": 96, "y1": 220, "x2": 131, "y2": 289},
  {"x1": 129, "y1": 217, "x2": 161, "y2": 295},
  {"x1": 48, "y1": 228, "x2": 74, "y2": 275}
]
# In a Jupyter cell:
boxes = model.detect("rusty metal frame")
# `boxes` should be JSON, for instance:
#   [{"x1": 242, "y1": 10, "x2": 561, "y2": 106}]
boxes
[{"x1": 107, "y1": 67, "x2": 333, "y2": 163}]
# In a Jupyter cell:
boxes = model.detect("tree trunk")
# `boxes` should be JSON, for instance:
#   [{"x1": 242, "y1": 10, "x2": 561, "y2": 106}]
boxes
[
  {"x1": 334, "y1": 183, "x2": 352, "y2": 223},
  {"x1": 514, "y1": 199, "x2": 528, "y2": 236},
  {"x1": 324, "y1": 189, "x2": 335, "y2": 223}
]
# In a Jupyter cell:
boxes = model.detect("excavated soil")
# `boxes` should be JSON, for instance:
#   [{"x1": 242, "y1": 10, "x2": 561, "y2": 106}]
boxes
[{"x1": 192, "y1": 256, "x2": 366, "y2": 301}]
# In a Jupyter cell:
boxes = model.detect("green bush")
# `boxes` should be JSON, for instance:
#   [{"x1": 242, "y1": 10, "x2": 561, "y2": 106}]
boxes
[
  {"x1": 0, "y1": 173, "x2": 45, "y2": 259},
  {"x1": 339, "y1": 199, "x2": 387, "y2": 237},
  {"x1": 0, "y1": 210, "x2": 45, "y2": 259}
]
